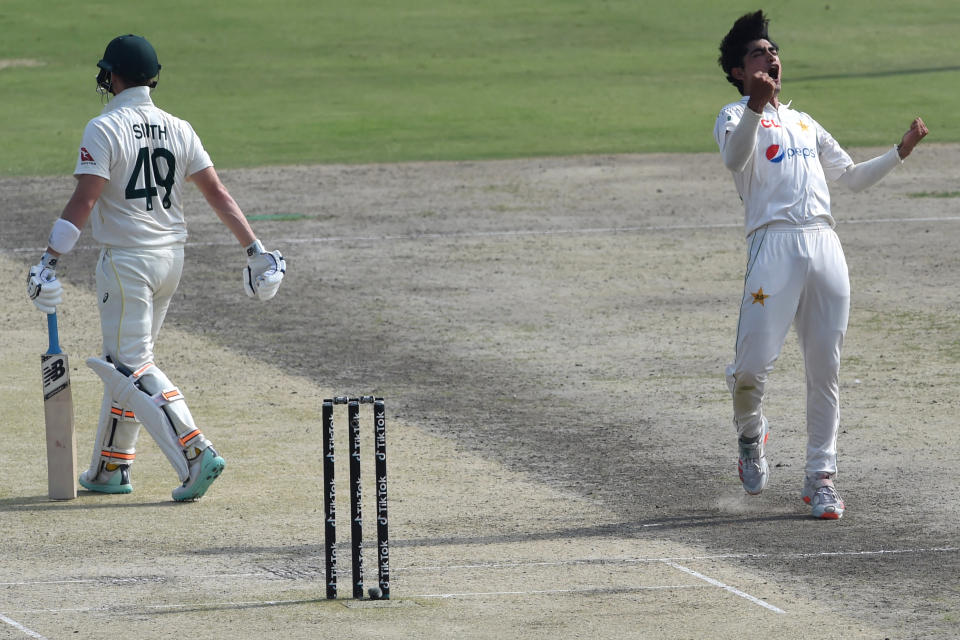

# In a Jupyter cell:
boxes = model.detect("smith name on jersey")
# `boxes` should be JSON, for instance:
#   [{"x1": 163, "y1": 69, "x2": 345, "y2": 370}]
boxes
[{"x1": 74, "y1": 86, "x2": 212, "y2": 248}]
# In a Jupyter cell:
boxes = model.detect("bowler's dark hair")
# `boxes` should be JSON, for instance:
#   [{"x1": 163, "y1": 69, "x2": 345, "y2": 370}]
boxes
[{"x1": 718, "y1": 10, "x2": 777, "y2": 95}]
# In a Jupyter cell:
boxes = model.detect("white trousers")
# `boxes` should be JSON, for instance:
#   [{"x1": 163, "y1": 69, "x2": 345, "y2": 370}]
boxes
[
  {"x1": 725, "y1": 223, "x2": 850, "y2": 476},
  {"x1": 86, "y1": 245, "x2": 185, "y2": 478},
  {"x1": 96, "y1": 245, "x2": 184, "y2": 369}
]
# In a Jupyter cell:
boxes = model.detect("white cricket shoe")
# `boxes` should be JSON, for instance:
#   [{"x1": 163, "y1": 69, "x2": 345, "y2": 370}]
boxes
[
  {"x1": 802, "y1": 472, "x2": 845, "y2": 519},
  {"x1": 737, "y1": 418, "x2": 770, "y2": 495}
]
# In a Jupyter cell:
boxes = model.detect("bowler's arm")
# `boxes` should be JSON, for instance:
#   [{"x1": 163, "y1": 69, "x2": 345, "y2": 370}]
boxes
[
  {"x1": 721, "y1": 109, "x2": 763, "y2": 172},
  {"x1": 835, "y1": 118, "x2": 929, "y2": 192}
]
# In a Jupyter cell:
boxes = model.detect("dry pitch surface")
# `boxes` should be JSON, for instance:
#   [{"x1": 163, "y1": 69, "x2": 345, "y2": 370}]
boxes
[{"x1": 1, "y1": 146, "x2": 959, "y2": 639}]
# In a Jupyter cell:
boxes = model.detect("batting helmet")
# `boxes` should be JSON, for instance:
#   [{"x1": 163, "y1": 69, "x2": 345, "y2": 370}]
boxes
[{"x1": 97, "y1": 34, "x2": 161, "y2": 83}]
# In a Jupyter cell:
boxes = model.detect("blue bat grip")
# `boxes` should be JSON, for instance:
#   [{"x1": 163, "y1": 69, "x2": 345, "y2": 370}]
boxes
[{"x1": 46, "y1": 312, "x2": 62, "y2": 355}]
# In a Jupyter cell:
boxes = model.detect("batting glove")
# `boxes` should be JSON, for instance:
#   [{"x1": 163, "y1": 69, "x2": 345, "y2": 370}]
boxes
[
  {"x1": 243, "y1": 240, "x2": 286, "y2": 301},
  {"x1": 27, "y1": 252, "x2": 63, "y2": 314}
]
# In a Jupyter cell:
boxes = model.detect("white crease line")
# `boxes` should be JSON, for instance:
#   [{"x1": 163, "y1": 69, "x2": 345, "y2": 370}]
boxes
[
  {"x1": 396, "y1": 546, "x2": 960, "y2": 573},
  {"x1": 843, "y1": 215, "x2": 960, "y2": 224},
  {"x1": 1, "y1": 546, "x2": 955, "y2": 587},
  {"x1": 4, "y1": 215, "x2": 960, "y2": 254},
  {"x1": 661, "y1": 561, "x2": 785, "y2": 614},
  {"x1": 10, "y1": 586, "x2": 706, "y2": 614},
  {"x1": 0, "y1": 612, "x2": 49, "y2": 640},
  {"x1": 0, "y1": 574, "x2": 263, "y2": 587},
  {"x1": 413, "y1": 584, "x2": 703, "y2": 599},
  {"x1": 788, "y1": 546, "x2": 960, "y2": 558},
  {"x1": 3, "y1": 546, "x2": 956, "y2": 614},
  {"x1": 2, "y1": 224, "x2": 738, "y2": 254},
  {"x1": 271, "y1": 223, "x2": 739, "y2": 244},
  {"x1": 13, "y1": 599, "x2": 320, "y2": 614}
]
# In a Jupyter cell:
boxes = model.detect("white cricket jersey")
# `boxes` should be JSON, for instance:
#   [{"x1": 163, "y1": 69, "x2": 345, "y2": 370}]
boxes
[
  {"x1": 714, "y1": 97, "x2": 853, "y2": 236},
  {"x1": 74, "y1": 86, "x2": 213, "y2": 248}
]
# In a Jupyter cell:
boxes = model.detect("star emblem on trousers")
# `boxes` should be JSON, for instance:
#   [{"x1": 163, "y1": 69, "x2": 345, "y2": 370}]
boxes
[{"x1": 751, "y1": 287, "x2": 769, "y2": 305}]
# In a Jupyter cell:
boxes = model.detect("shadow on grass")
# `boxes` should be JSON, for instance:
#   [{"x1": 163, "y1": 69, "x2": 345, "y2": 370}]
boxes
[
  {"x1": 184, "y1": 511, "x2": 809, "y2": 559},
  {"x1": 0, "y1": 493, "x2": 183, "y2": 510}
]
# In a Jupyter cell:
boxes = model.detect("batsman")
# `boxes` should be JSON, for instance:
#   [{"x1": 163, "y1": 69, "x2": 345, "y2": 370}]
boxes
[
  {"x1": 715, "y1": 11, "x2": 927, "y2": 518},
  {"x1": 26, "y1": 34, "x2": 286, "y2": 501}
]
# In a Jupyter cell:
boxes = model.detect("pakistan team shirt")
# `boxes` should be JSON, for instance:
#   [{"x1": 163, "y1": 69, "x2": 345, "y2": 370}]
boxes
[{"x1": 714, "y1": 96, "x2": 853, "y2": 236}]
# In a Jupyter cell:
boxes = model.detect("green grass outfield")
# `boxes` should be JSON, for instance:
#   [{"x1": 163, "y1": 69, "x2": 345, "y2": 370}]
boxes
[{"x1": 1, "y1": 0, "x2": 958, "y2": 175}]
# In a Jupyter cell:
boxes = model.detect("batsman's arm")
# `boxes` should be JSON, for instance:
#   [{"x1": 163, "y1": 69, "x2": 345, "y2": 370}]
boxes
[
  {"x1": 47, "y1": 175, "x2": 105, "y2": 256},
  {"x1": 190, "y1": 166, "x2": 286, "y2": 301},
  {"x1": 27, "y1": 175, "x2": 104, "y2": 314},
  {"x1": 190, "y1": 167, "x2": 257, "y2": 247}
]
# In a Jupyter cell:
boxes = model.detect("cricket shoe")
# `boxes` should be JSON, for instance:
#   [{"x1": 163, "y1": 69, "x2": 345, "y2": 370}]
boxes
[
  {"x1": 79, "y1": 464, "x2": 133, "y2": 494},
  {"x1": 802, "y1": 472, "x2": 845, "y2": 519},
  {"x1": 737, "y1": 418, "x2": 770, "y2": 495},
  {"x1": 172, "y1": 446, "x2": 225, "y2": 502}
]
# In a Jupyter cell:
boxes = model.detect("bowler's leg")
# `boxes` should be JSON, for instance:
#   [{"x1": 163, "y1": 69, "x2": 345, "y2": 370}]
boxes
[{"x1": 796, "y1": 229, "x2": 850, "y2": 478}]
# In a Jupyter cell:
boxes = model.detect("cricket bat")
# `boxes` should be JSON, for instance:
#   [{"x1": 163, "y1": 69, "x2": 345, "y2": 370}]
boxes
[{"x1": 41, "y1": 312, "x2": 77, "y2": 500}]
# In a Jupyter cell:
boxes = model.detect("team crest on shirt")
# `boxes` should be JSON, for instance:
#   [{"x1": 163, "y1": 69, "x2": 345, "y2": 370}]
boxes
[
  {"x1": 751, "y1": 288, "x2": 770, "y2": 306},
  {"x1": 79, "y1": 147, "x2": 96, "y2": 164}
]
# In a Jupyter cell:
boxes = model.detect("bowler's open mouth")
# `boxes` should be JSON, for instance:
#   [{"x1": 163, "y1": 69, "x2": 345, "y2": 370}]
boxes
[{"x1": 769, "y1": 66, "x2": 780, "y2": 80}]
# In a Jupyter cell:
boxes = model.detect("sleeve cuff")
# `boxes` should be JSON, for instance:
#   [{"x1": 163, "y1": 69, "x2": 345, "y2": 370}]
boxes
[{"x1": 245, "y1": 239, "x2": 265, "y2": 257}]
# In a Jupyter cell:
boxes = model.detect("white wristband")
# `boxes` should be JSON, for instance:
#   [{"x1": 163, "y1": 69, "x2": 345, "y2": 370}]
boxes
[
  {"x1": 245, "y1": 239, "x2": 265, "y2": 258},
  {"x1": 48, "y1": 218, "x2": 81, "y2": 254}
]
